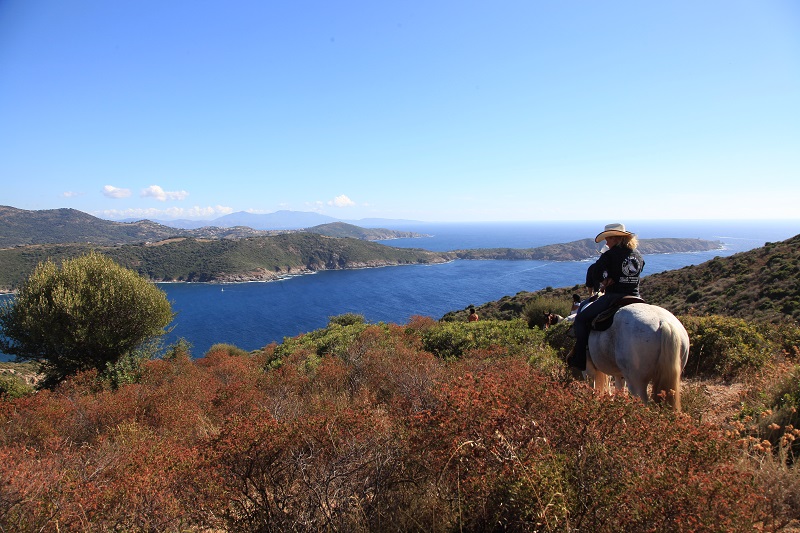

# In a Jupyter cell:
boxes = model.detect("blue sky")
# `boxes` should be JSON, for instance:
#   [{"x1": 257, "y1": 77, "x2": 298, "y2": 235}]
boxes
[{"x1": 1, "y1": 1, "x2": 798, "y2": 222}]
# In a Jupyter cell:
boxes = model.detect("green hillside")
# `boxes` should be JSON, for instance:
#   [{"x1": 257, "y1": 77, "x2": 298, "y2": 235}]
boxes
[
  {"x1": 0, "y1": 206, "x2": 428, "y2": 247},
  {"x1": 445, "y1": 234, "x2": 800, "y2": 324},
  {"x1": 453, "y1": 237, "x2": 720, "y2": 261},
  {"x1": 305, "y1": 221, "x2": 429, "y2": 241},
  {"x1": 0, "y1": 233, "x2": 452, "y2": 289}
]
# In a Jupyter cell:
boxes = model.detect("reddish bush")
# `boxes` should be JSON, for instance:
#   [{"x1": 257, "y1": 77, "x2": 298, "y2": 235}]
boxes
[
  {"x1": 408, "y1": 356, "x2": 766, "y2": 532},
  {"x1": 0, "y1": 323, "x2": 782, "y2": 531}
]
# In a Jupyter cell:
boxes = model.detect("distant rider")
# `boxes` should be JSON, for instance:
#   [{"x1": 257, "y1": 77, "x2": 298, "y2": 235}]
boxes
[{"x1": 568, "y1": 223, "x2": 645, "y2": 371}]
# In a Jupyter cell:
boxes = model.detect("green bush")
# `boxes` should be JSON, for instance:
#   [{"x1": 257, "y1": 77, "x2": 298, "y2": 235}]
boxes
[
  {"x1": 0, "y1": 373, "x2": 33, "y2": 399},
  {"x1": 523, "y1": 295, "x2": 573, "y2": 329},
  {"x1": 757, "y1": 321, "x2": 800, "y2": 358},
  {"x1": 271, "y1": 321, "x2": 374, "y2": 367},
  {"x1": 421, "y1": 319, "x2": 547, "y2": 360},
  {"x1": 164, "y1": 338, "x2": 193, "y2": 361},
  {"x1": 543, "y1": 320, "x2": 575, "y2": 361},
  {"x1": 103, "y1": 337, "x2": 163, "y2": 389},
  {"x1": 0, "y1": 252, "x2": 174, "y2": 388},
  {"x1": 206, "y1": 343, "x2": 249, "y2": 357},
  {"x1": 327, "y1": 313, "x2": 366, "y2": 327},
  {"x1": 681, "y1": 315, "x2": 773, "y2": 379},
  {"x1": 771, "y1": 367, "x2": 800, "y2": 449}
]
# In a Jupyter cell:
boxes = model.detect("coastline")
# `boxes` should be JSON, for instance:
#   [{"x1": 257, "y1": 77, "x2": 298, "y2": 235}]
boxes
[
  {"x1": 156, "y1": 256, "x2": 455, "y2": 285},
  {"x1": 0, "y1": 237, "x2": 725, "y2": 293}
]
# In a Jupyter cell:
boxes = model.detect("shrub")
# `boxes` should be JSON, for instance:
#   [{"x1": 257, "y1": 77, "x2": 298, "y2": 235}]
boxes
[
  {"x1": 420, "y1": 318, "x2": 547, "y2": 360},
  {"x1": 542, "y1": 319, "x2": 575, "y2": 361},
  {"x1": 205, "y1": 343, "x2": 249, "y2": 357},
  {"x1": 0, "y1": 252, "x2": 174, "y2": 388},
  {"x1": 102, "y1": 337, "x2": 163, "y2": 389},
  {"x1": 164, "y1": 337, "x2": 193, "y2": 361},
  {"x1": 758, "y1": 321, "x2": 800, "y2": 359},
  {"x1": 0, "y1": 373, "x2": 33, "y2": 400},
  {"x1": 681, "y1": 315, "x2": 774, "y2": 379},
  {"x1": 0, "y1": 314, "x2": 787, "y2": 531},
  {"x1": 327, "y1": 312, "x2": 366, "y2": 327},
  {"x1": 272, "y1": 321, "x2": 374, "y2": 366},
  {"x1": 409, "y1": 356, "x2": 766, "y2": 532},
  {"x1": 755, "y1": 364, "x2": 800, "y2": 463},
  {"x1": 523, "y1": 294, "x2": 573, "y2": 329}
]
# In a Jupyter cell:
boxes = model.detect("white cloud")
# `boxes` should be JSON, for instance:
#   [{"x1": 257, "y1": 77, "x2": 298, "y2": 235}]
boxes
[
  {"x1": 305, "y1": 201, "x2": 325, "y2": 213},
  {"x1": 61, "y1": 191, "x2": 80, "y2": 198},
  {"x1": 96, "y1": 205, "x2": 234, "y2": 221},
  {"x1": 103, "y1": 185, "x2": 132, "y2": 198},
  {"x1": 328, "y1": 194, "x2": 356, "y2": 208},
  {"x1": 141, "y1": 185, "x2": 189, "y2": 201}
]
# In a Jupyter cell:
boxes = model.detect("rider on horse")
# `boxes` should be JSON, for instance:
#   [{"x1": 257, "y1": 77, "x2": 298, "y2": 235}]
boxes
[{"x1": 568, "y1": 223, "x2": 645, "y2": 372}]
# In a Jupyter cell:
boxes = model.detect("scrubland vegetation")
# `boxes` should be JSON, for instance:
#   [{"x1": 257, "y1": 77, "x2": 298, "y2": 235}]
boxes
[
  {"x1": 2, "y1": 234, "x2": 800, "y2": 531},
  {"x1": 1, "y1": 313, "x2": 799, "y2": 532}
]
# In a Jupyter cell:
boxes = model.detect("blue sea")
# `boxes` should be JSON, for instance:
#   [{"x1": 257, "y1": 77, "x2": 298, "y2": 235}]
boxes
[{"x1": 2, "y1": 220, "x2": 798, "y2": 360}]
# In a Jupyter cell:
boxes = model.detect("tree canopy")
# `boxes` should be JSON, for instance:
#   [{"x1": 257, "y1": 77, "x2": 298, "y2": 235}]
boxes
[{"x1": 0, "y1": 252, "x2": 174, "y2": 386}]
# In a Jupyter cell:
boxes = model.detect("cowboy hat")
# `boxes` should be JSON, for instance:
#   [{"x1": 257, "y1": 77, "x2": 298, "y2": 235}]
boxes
[{"x1": 594, "y1": 223, "x2": 633, "y2": 243}]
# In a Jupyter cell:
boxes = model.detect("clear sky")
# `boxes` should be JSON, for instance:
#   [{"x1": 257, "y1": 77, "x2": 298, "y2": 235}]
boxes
[{"x1": 1, "y1": 1, "x2": 798, "y2": 222}]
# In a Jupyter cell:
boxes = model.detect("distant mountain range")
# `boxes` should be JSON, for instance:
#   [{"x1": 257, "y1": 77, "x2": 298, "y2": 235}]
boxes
[
  {"x1": 0, "y1": 206, "x2": 427, "y2": 247},
  {"x1": 126, "y1": 210, "x2": 425, "y2": 230},
  {"x1": 0, "y1": 205, "x2": 726, "y2": 292}
]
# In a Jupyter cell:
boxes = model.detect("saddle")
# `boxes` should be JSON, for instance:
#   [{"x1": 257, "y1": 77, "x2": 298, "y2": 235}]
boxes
[{"x1": 591, "y1": 296, "x2": 646, "y2": 331}]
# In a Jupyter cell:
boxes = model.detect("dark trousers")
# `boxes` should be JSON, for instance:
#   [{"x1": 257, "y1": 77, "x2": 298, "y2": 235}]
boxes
[{"x1": 571, "y1": 293, "x2": 624, "y2": 370}]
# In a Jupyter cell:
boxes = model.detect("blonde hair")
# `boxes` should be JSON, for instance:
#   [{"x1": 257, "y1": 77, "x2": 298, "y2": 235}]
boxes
[{"x1": 622, "y1": 235, "x2": 639, "y2": 250}]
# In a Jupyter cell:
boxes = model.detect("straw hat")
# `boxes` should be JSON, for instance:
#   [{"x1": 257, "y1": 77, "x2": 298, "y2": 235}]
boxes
[{"x1": 594, "y1": 223, "x2": 633, "y2": 243}]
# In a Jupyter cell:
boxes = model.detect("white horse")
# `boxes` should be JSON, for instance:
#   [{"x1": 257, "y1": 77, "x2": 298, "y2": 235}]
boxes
[{"x1": 584, "y1": 303, "x2": 690, "y2": 411}]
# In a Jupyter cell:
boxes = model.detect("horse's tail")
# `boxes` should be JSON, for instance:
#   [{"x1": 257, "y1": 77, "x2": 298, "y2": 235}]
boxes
[{"x1": 652, "y1": 320, "x2": 686, "y2": 411}]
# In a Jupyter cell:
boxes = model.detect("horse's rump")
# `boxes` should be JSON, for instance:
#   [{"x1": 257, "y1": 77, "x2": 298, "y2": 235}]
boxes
[{"x1": 587, "y1": 303, "x2": 689, "y2": 410}]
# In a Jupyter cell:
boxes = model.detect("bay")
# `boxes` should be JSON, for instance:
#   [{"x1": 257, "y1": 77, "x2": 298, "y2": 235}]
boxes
[{"x1": 157, "y1": 219, "x2": 799, "y2": 356}]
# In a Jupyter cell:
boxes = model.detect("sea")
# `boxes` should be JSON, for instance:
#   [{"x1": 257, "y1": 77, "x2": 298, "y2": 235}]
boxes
[{"x1": 1, "y1": 220, "x2": 798, "y2": 360}]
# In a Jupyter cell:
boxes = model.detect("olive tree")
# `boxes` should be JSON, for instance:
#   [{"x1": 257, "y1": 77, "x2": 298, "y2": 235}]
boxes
[{"x1": 0, "y1": 252, "x2": 174, "y2": 387}]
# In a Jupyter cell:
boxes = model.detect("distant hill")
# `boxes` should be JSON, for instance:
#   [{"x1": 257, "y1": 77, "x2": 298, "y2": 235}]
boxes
[
  {"x1": 305, "y1": 222, "x2": 429, "y2": 241},
  {"x1": 445, "y1": 234, "x2": 800, "y2": 324},
  {"x1": 0, "y1": 206, "x2": 428, "y2": 247},
  {"x1": 142, "y1": 212, "x2": 426, "y2": 230},
  {"x1": 0, "y1": 206, "x2": 727, "y2": 291},
  {"x1": 209, "y1": 210, "x2": 340, "y2": 230},
  {"x1": 0, "y1": 206, "x2": 276, "y2": 246},
  {"x1": 453, "y1": 237, "x2": 721, "y2": 261},
  {"x1": 0, "y1": 233, "x2": 453, "y2": 288}
]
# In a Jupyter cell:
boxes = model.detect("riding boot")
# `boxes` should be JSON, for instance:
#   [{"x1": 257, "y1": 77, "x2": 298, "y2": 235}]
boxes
[{"x1": 569, "y1": 314, "x2": 590, "y2": 372}]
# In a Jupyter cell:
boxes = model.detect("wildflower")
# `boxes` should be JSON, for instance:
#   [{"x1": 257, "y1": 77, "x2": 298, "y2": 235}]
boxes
[{"x1": 768, "y1": 423, "x2": 781, "y2": 431}]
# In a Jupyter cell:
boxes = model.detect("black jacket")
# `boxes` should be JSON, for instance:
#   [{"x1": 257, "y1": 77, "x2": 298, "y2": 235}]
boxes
[{"x1": 585, "y1": 245, "x2": 645, "y2": 296}]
